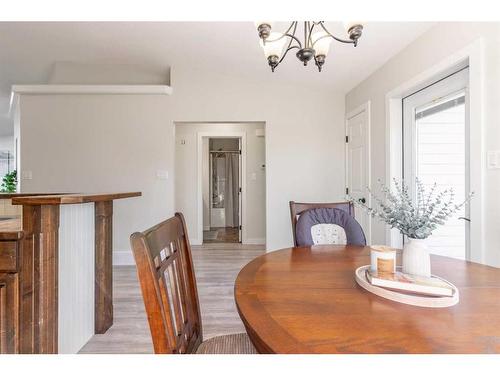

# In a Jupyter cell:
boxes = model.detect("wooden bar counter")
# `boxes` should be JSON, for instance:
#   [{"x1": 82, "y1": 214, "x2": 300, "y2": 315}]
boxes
[{"x1": 0, "y1": 192, "x2": 140, "y2": 354}]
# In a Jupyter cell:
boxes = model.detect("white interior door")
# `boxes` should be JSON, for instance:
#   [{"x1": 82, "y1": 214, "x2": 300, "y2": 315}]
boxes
[
  {"x1": 403, "y1": 68, "x2": 470, "y2": 260},
  {"x1": 346, "y1": 103, "x2": 371, "y2": 244}
]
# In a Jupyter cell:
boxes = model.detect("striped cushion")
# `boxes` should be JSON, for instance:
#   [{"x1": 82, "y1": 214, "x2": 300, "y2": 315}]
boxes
[{"x1": 196, "y1": 333, "x2": 258, "y2": 354}]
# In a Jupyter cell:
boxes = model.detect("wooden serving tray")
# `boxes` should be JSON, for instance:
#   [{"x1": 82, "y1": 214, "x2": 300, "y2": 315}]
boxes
[{"x1": 355, "y1": 265, "x2": 459, "y2": 308}]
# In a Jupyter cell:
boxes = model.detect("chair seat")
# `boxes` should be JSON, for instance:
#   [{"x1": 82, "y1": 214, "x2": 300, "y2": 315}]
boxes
[{"x1": 196, "y1": 333, "x2": 258, "y2": 354}]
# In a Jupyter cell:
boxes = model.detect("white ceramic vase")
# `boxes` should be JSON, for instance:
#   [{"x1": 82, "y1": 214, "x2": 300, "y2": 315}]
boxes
[{"x1": 402, "y1": 238, "x2": 431, "y2": 277}]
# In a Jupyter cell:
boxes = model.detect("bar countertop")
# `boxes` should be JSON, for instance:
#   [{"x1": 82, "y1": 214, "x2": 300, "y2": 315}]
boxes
[
  {"x1": 0, "y1": 193, "x2": 69, "y2": 199},
  {"x1": 11, "y1": 192, "x2": 142, "y2": 205}
]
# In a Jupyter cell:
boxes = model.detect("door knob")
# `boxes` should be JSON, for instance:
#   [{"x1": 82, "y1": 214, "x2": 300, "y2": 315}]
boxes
[
  {"x1": 458, "y1": 217, "x2": 471, "y2": 222},
  {"x1": 358, "y1": 197, "x2": 366, "y2": 204}
]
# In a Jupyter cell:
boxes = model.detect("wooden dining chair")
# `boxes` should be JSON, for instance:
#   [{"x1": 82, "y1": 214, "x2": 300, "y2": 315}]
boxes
[
  {"x1": 130, "y1": 212, "x2": 257, "y2": 354},
  {"x1": 289, "y1": 201, "x2": 355, "y2": 246}
]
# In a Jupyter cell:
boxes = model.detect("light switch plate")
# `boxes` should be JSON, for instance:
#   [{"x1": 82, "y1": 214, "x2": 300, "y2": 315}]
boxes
[
  {"x1": 156, "y1": 170, "x2": 169, "y2": 179},
  {"x1": 21, "y1": 170, "x2": 33, "y2": 180},
  {"x1": 487, "y1": 151, "x2": 500, "y2": 169}
]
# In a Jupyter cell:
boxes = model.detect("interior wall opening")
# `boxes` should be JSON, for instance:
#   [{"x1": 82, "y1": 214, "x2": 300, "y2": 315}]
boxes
[{"x1": 174, "y1": 122, "x2": 266, "y2": 246}]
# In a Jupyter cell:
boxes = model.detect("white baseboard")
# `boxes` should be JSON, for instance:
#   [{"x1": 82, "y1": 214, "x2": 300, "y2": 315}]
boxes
[
  {"x1": 243, "y1": 238, "x2": 266, "y2": 245},
  {"x1": 190, "y1": 238, "x2": 202, "y2": 245},
  {"x1": 113, "y1": 250, "x2": 135, "y2": 266}
]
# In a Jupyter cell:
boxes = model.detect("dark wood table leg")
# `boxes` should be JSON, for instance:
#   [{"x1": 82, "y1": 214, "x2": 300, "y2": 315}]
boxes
[{"x1": 94, "y1": 200, "x2": 113, "y2": 334}]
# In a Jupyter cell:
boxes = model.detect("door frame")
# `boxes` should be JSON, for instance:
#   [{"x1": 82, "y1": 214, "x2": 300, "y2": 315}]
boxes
[
  {"x1": 197, "y1": 131, "x2": 247, "y2": 244},
  {"x1": 385, "y1": 38, "x2": 484, "y2": 263},
  {"x1": 345, "y1": 101, "x2": 371, "y2": 244},
  {"x1": 402, "y1": 70, "x2": 470, "y2": 259}
]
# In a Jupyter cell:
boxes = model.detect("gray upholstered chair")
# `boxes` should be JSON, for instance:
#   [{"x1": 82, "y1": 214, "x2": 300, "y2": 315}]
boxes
[{"x1": 289, "y1": 201, "x2": 366, "y2": 247}]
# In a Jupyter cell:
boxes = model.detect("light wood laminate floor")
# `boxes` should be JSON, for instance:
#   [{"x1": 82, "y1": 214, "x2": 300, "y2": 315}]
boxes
[{"x1": 79, "y1": 243, "x2": 265, "y2": 354}]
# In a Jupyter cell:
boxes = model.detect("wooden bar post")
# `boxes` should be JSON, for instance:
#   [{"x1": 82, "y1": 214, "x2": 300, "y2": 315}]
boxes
[
  {"x1": 20, "y1": 205, "x2": 37, "y2": 353},
  {"x1": 94, "y1": 200, "x2": 113, "y2": 334},
  {"x1": 23, "y1": 204, "x2": 60, "y2": 354}
]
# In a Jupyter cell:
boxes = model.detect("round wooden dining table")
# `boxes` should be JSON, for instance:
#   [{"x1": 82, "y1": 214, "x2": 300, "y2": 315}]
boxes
[{"x1": 234, "y1": 245, "x2": 500, "y2": 354}]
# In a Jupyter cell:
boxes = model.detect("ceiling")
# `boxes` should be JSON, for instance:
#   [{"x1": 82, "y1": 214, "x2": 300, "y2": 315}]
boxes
[{"x1": 0, "y1": 22, "x2": 434, "y2": 135}]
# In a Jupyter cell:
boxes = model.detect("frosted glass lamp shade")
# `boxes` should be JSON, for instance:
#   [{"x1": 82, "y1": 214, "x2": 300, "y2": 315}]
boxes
[
  {"x1": 259, "y1": 32, "x2": 287, "y2": 59},
  {"x1": 311, "y1": 31, "x2": 332, "y2": 56}
]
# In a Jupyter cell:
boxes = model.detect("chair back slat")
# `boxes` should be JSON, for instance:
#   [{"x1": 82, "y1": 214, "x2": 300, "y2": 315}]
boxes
[
  {"x1": 143, "y1": 217, "x2": 185, "y2": 259},
  {"x1": 130, "y1": 212, "x2": 202, "y2": 354},
  {"x1": 289, "y1": 201, "x2": 354, "y2": 246}
]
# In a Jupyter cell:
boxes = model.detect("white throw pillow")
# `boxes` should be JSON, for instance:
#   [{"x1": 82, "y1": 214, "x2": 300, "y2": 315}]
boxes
[{"x1": 310, "y1": 223, "x2": 347, "y2": 245}]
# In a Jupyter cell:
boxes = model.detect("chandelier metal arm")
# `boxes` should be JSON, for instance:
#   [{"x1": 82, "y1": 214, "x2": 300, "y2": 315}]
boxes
[
  {"x1": 318, "y1": 22, "x2": 356, "y2": 45},
  {"x1": 307, "y1": 21, "x2": 316, "y2": 48},
  {"x1": 265, "y1": 21, "x2": 302, "y2": 49},
  {"x1": 277, "y1": 45, "x2": 300, "y2": 66},
  {"x1": 274, "y1": 22, "x2": 301, "y2": 69}
]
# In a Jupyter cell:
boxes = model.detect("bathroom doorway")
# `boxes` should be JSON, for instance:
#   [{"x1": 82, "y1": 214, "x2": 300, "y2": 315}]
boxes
[{"x1": 203, "y1": 137, "x2": 241, "y2": 243}]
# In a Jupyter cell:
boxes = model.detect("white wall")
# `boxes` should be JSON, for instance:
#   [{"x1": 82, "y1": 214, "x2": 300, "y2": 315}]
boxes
[
  {"x1": 18, "y1": 94, "x2": 171, "y2": 260},
  {"x1": 18, "y1": 67, "x2": 346, "y2": 259},
  {"x1": 175, "y1": 122, "x2": 265, "y2": 244},
  {"x1": 346, "y1": 22, "x2": 500, "y2": 267}
]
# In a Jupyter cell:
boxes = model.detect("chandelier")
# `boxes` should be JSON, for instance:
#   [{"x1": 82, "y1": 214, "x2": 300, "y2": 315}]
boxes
[{"x1": 255, "y1": 21, "x2": 363, "y2": 72}]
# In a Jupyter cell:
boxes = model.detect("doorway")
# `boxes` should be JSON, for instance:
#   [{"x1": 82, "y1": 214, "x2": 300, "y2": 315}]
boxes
[
  {"x1": 402, "y1": 67, "x2": 470, "y2": 259},
  {"x1": 345, "y1": 102, "x2": 371, "y2": 244},
  {"x1": 204, "y1": 138, "x2": 242, "y2": 243},
  {"x1": 174, "y1": 122, "x2": 266, "y2": 246}
]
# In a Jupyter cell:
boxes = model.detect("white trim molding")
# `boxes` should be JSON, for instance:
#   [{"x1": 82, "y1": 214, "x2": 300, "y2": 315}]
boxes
[
  {"x1": 244, "y1": 238, "x2": 266, "y2": 245},
  {"x1": 11, "y1": 84, "x2": 172, "y2": 95},
  {"x1": 385, "y1": 38, "x2": 484, "y2": 262}
]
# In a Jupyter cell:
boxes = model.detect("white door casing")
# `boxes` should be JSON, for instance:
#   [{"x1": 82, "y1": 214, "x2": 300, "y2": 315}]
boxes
[
  {"x1": 345, "y1": 102, "x2": 371, "y2": 244},
  {"x1": 385, "y1": 39, "x2": 483, "y2": 264},
  {"x1": 238, "y1": 138, "x2": 243, "y2": 242}
]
